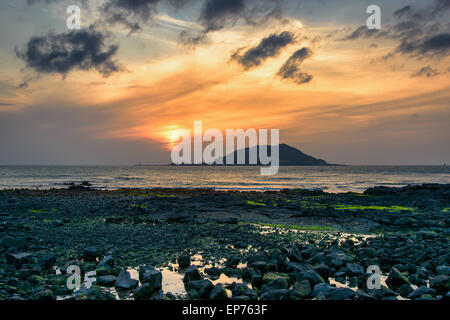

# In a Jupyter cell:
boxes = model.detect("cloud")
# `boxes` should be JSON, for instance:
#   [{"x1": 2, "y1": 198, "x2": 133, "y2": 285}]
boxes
[
  {"x1": 103, "y1": 0, "x2": 192, "y2": 34},
  {"x1": 16, "y1": 26, "x2": 123, "y2": 78},
  {"x1": 411, "y1": 66, "x2": 440, "y2": 78},
  {"x1": 277, "y1": 47, "x2": 313, "y2": 85},
  {"x1": 398, "y1": 33, "x2": 450, "y2": 57},
  {"x1": 231, "y1": 31, "x2": 294, "y2": 70}
]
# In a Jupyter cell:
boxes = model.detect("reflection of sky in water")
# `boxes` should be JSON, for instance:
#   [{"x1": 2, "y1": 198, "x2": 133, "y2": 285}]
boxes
[{"x1": 1, "y1": 165, "x2": 449, "y2": 193}]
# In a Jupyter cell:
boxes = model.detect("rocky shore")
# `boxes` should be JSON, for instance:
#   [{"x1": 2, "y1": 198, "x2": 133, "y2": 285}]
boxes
[{"x1": 0, "y1": 184, "x2": 449, "y2": 300}]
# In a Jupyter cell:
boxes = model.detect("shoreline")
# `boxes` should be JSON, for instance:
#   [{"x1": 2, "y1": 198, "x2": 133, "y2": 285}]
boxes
[{"x1": 0, "y1": 184, "x2": 448, "y2": 300}]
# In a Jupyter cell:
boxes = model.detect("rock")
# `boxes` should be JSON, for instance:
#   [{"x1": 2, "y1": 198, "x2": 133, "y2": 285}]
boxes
[
  {"x1": 39, "y1": 253, "x2": 57, "y2": 269},
  {"x1": 134, "y1": 284, "x2": 156, "y2": 300},
  {"x1": 289, "y1": 280, "x2": 311, "y2": 300},
  {"x1": 261, "y1": 278, "x2": 289, "y2": 293},
  {"x1": 0, "y1": 236, "x2": 27, "y2": 249},
  {"x1": 262, "y1": 272, "x2": 290, "y2": 284},
  {"x1": 397, "y1": 283, "x2": 414, "y2": 296},
  {"x1": 115, "y1": 270, "x2": 139, "y2": 290},
  {"x1": 205, "y1": 267, "x2": 221, "y2": 277},
  {"x1": 232, "y1": 283, "x2": 258, "y2": 300},
  {"x1": 6, "y1": 252, "x2": 32, "y2": 265},
  {"x1": 313, "y1": 264, "x2": 331, "y2": 280},
  {"x1": 97, "y1": 255, "x2": 115, "y2": 275},
  {"x1": 139, "y1": 266, "x2": 162, "y2": 290},
  {"x1": 355, "y1": 290, "x2": 376, "y2": 300},
  {"x1": 288, "y1": 245, "x2": 303, "y2": 263},
  {"x1": 178, "y1": 254, "x2": 191, "y2": 269},
  {"x1": 345, "y1": 263, "x2": 364, "y2": 276},
  {"x1": 429, "y1": 275, "x2": 449, "y2": 295},
  {"x1": 53, "y1": 219, "x2": 64, "y2": 227},
  {"x1": 251, "y1": 261, "x2": 268, "y2": 273},
  {"x1": 96, "y1": 275, "x2": 117, "y2": 287},
  {"x1": 68, "y1": 287, "x2": 115, "y2": 300},
  {"x1": 33, "y1": 288, "x2": 55, "y2": 300},
  {"x1": 386, "y1": 267, "x2": 410, "y2": 289},
  {"x1": 328, "y1": 287, "x2": 356, "y2": 300},
  {"x1": 83, "y1": 246, "x2": 99, "y2": 262},
  {"x1": 185, "y1": 280, "x2": 214, "y2": 299},
  {"x1": 165, "y1": 213, "x2": 193, "y2": 224},
  {"x1": 225, "y1": 256, "x2": 240, "y2": 268},
  {"x1": 260, "y1": 289, "x2": 289, "y2": 300},
  {"x1": 312, "y1": 283, "x2": 335, "y2": 299},
  {"x1": 209, "y1": 284, "x2": 228, "y2": 300},
  {"x1": 183, "y1": 265, "x2": 201, "y2": 283},
  {"x1": 407, "y1": 286, "x2": 436, "y2": 299},
  {"x1": 301, "y1": 269, "x2": 325, "y2": 286},
  {"x1": 436, "y1": 265, "x2": 450, "y2": 276},
  {"x1": 251, "y1": 274, "x2": 263, "y2": 288}
]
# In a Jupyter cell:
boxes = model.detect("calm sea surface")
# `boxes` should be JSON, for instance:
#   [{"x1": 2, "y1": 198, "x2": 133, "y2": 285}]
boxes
[{"x1": 1, "y1": 166, "x2": 449, "y2": 193}]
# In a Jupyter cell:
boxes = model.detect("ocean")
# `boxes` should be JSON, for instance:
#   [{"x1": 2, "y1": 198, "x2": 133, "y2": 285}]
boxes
[{"x1": 1, "y1": 165, "x2": 449, "y2": 193}]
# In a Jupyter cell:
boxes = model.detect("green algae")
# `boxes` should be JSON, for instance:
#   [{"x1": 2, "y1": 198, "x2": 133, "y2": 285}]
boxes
[
  {"x1": 333, "y1": 204, "x2": 414, "y2": 212},
  {"x1": 246, "y1": 200, "x2": 266, "y2": 206}
]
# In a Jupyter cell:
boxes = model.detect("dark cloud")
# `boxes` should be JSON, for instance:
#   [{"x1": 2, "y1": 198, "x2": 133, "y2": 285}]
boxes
[
  {"x1": 16, "y1": 26, "x2": 122, "y2": 78},
  {"x1": 399, "y1": 33, "x2": 450, "y2": 57},
  {"x1": 103, "y1": 0, "x2": 192, "y2": 34},
  {"x1": 181, "y1": 0, "x2": 284, "y2": 44},
  {"x1": 341, "y1": 0, "x2": 450, "y2": 63},
  {"x1": 277, "y1": 47, "x2": 313, "y2": 85},
  {"x1": 411, "y1": 66, "x2": 440, "y2": 78},
  {"x1": 231, "y1": 31, "x2": 294, "y2": 70}
]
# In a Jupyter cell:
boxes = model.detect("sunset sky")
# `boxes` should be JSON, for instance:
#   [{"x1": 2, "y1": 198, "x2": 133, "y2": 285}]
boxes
[{"x1": 0, "y1": 0, "x2": 449, "y2": 165}]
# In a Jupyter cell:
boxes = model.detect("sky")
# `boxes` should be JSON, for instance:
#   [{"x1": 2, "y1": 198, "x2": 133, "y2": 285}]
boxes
[{"x1": 0, "y1": 0, "x2": 449, "y2": 165}]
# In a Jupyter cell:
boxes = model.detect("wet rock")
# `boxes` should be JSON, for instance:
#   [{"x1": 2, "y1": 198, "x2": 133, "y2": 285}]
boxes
[
  {"x1": 301, "y1": 269, "x2": 325, "y2": 287},
  {"x1": 139, "y1": 266, "x2": 162, "y2": 291},
  {"x1": 205, "y1": 267, "x2": 221, "y2": 277},
  {"x1": 67, "y1": 287, "x2": 115, "y2": 300},
  {"x1": 429, "y1": 275, "x2": 449, "y2": 295},
  {"x1": 251, "y1": 261, "x2": 268, "y2": 273},
  {"x1": 97, "y1": 255, "x2": 115, "y2": 275},
  {"x1": 407, "y1": 286, "x2": 436, "y2": 299},
  {"x1": 39, "y1": 253, "x2": 57, "y2": 270},
  {"x1": 436, "y1": 265, "x2": 450, "y2": 276},
  {"x1": 209, "y1": 284, "x2": 228, "y2": 300},
  {"x1": 232, "y1": 283, "x2": 257, "y2": 300},
  {"x1": 226, "y1": 256, "x2": 240, "y2": 268},
  {"x1": 83, "y1": 246, "x2": 99, "y2": 262},
  {"x1": 386, "y1": 267, "x2": 410, "y2": 289},
  {"x1": 6, "y1": 252, "x2": 32, "y2": 265},
  {"x1": 262, "y1": 272, "x2": 290, "y2": 284},
  {"x1": 33, "y1": 288, "x2": 55, "y2": 300},
  {"x1": 134, "y1": 284, "x2": 156, "y2": 300},
  {"x1": 251, "y1": 274, "x2": 263, "y2": 288},
  {"x1": 313, "y1": 264, "x2": 331, "y2": 280},
  {"x1": 397, "y1": 283, "x2": 414, "y2": 296},
  {"x1": 115, "y1": 270, "x2": 139, "y2": 290},
  {"x1": 289, "y1": 280, "x2": 311, "y2": 300},
  {"x1": 355, "y1": 290, "x2": 376, "y2": 300},
  {"x1": 288, "y1": 244, "x2": 303, "y2": 263},
  {"x1": 312, "y1": 283, "x2": 335, "y2": 299},
  {"x1": 345, "y1": 263, "x2": 364, "y2": 277},
  {"x1": 0, "y1": 236, "x2": 27, "y2": 249},
  {"x1": 185, "y1": 279, "x2": 214, "y2": 299},
  {"x1": 328, "y1": 287, "x2": 355, "y2": 300},
  {"x1": 261, "y1": 278, "x2": 289, "y2": 293},
  {"x1": 183, "y1": 265, "x2": 201, "y2": 283},
  {"x1": 96, "y1": 275, "x2": 117, "y2": 287},
  {"x1": 178, "y1": 254, "x2": 191, "y2": 269},
  {"x1": 260, "y1": 289, "x2": 289, "y2": 300}
]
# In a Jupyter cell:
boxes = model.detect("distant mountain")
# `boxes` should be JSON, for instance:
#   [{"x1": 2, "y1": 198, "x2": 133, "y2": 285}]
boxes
[{"x1": 218, "y1": 143, "x2": 332, "y2": 166}]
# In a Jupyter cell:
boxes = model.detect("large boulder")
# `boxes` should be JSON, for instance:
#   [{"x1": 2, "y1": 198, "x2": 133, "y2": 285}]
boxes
[
  {"x1": 328, "y1": 288, "x2": 356, "y2": 300},
  {"x1": 6, "y1": 252, "x2": 32, "y2": 265},
  {"x1": 386, "y1": 267, "x2": 410, "y2": 290},
  {"x1": 209, "y1": 284, "x2": 228, "y2": 300},
  {"x1": 185, "y1": 279, "x2": 214, "y2": 299},
  {"x1": 429, "y1": 275, "x2": 449, "y2": 295},
  {"x1": 260, "y1": 289, "x2": 289, "y2": 300},
  {"x1": 139, "y1": 266, "x2": 162, "y2": 291},
  {"x1": 178, "y1": 254, "x2": 191, "y2": 269},
  {"x1": 96, "y1": 275, "x2": 117, "y2": 287},
  {"x1": 289, "y1": 280, "x2": 311, "y2": 300},
  {"x1": 83, "y1": 246, "x2": 99, "y2": 262},
  {"x1": 115, "y1": 270, "x2": 139, "y2": 290},
  {"x1": 183, "y1": 265, "x2": 201, "y2": 283}
]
